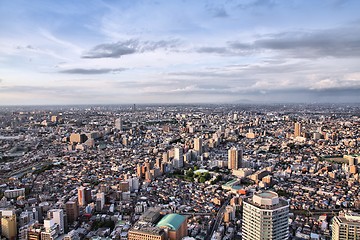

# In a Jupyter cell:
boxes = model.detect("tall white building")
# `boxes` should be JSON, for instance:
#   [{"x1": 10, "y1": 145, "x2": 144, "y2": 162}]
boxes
[
  {"x1": 332, "y1": 210, "x2": 360, "y2": 240},
  {"x1": 48, "y1": 209, "x2": 64, "y2": 234},
  {"x1": 173, "y1": 147, "x2": 184, "y2": 168},
  {"x1": 242, "y1": 191, "x2": 289, "y2": 240}
]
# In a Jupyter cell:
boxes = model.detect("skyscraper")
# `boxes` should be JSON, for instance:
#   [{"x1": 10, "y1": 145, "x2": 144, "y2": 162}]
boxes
[
  {"x1": 77, "y1": 186, "x2": 85, "y2": 206},
  {"x1": 173, "y1": 147, "x2": 184, "y2": 168},
  {"x1": 228, "y1": 147, "x2": 242, "y2": 170},
  {"x1": 65, "y1": 201, "x2": 79, "y2": 224},
  {"x1": 115, "y1": 118, "x2": 123, "y2": 131},
  {"x1": 194, "y1": 137, "x2": 203, "y2": 156},
  {"x1": 242, "y1": 191, "x2": 289, "y2": 240},
  {"x1": 48, "y1": 209, "x2": 65, "y2": 234},
  {"x1": 294, "y1": 122, "x2": 301, "y2": 137}
]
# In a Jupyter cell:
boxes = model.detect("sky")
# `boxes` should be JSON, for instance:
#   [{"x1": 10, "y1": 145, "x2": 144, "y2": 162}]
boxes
[{"x1": 0, "y1": 0, "x2": 360, "y2": 105}]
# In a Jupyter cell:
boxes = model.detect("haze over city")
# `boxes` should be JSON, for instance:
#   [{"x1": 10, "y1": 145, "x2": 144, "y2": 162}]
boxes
[{"x1": 1, "y1": 0, "x2": 360, "y2": 105}]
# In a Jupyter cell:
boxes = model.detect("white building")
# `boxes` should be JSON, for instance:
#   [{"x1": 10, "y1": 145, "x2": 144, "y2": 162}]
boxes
[
  {"x1": 48, "y1": 209, "x2": 64, "y2": 234},
  {"x1": 173, "y1": 147, "x2": 184, "y2": 168},
  {"x1": 242, "y1": 191, "x2": 289, "y2": 240}
]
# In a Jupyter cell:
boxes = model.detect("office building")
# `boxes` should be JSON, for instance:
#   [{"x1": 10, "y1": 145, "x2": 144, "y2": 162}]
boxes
[
  {"x1": 77, "y1": 186, "x2": 86, "y2": 206},
  {"x1": 65, "y1": 201, "x2": 79, "y2": 224},
  {"x1": 115, "y1": 118, "x2": 123, "y2": 131},
  {"x1": 1, "y1": 210, "x2": 17, "y2": 240},
  {"x1": 173, "y1": 147, "x2": 184, "y2": 169},
  {"x1": 228, "y1": 147, "x2": 242, "y2": 170},
  {"x1": 332, "y1": 210, "x2": 360, "y2": 240},
  {"x1": 48, "y1": 209, "x2": 64, "y2": 234},
  {"x1": 294, "y1": 122, "x2": 301, "y2": 137},
  {"x1": 70, "y1": 133, "x2": 87, "y2": 144},
  {"x1": 194, "y1": 137, "x2": 203, "y2": 155},
  {"x1": 242, "y1": 191, "x2": 289, "y2": 240}
]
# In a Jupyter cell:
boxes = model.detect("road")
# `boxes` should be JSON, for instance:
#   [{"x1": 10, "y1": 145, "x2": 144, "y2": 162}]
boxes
[{"x1": 207, "y1": 197, "x2": 231, "y2": 239}]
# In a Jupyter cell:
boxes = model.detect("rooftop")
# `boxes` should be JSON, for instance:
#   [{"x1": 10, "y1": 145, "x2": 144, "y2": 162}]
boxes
[{"x1": 156, "y1": 214, "x2": 186, "y2": 231}]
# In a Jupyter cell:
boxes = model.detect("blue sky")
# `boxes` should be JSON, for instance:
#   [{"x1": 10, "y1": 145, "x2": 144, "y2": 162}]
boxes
[{"x1": 0, "y1": 0, "x2": 360, "y2": 105}]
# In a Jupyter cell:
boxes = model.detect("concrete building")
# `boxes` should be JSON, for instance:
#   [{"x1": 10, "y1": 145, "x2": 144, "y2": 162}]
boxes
[
  {"x1": 228, "y1": 147, "x2": 242, "y2": 170},
  {"x1": 194, "y1": 137, "x2": 203, "y2": 156},
  {"x1": 332, "y1": 210, "x2": 360, "y2": 240},
  {"x1": 65, "y1": 201, "x2": 79, "y2": 224},
  {"x1": 115, "y1": 118, "x2": 123, "y2": 131},
  {"x1": 77, "y1": 186, "x2": 86, "y2": 206},
  {"x1": 173, "y1": 147, "x2": 184, "y2": 169},
  {"x1": 242, "y1": 191, "x2": 289, "y2": 240},
  {"x1": 294, "y1": 122, "x2": 301, "y2": 137},
  {"x1": 48, "y1": 209, "x2": 65, "y2": 234},
  {"x1": 1, "y1": 210, "x2": 17, "y2": 240}
]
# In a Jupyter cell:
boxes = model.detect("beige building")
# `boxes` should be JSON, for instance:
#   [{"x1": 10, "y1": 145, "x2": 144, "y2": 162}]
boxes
[
  {"x1": 228, "y1": 147, "x2": 242, "y2": 170},
  {"x1": 294, "y1": 122, "x2": 301, "y2": 137},
  {"x1": 1, "y1": 213, "x2": 17, "y2": 240},
  {"x1": 194, "y1": 137, "x2": 203, "y2": 155},
  {"x1": 332, "y1": 210, "x2": 360, "y2": 240}
]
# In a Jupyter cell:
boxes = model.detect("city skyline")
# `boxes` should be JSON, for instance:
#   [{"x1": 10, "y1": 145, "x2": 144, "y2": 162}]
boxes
[{"x1": 1, "y1": 0, "x2": 360, "y2": 105}]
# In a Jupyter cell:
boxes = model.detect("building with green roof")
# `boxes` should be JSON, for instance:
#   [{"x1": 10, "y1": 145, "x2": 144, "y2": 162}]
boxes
[{"x1": 156, "y1": 214, "x2": 187, "y2": 240}]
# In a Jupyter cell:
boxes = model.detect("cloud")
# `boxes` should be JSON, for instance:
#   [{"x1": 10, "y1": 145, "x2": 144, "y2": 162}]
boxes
[
  {"x1": 205, "y1": 4, "x2": 229, "y2": 18},
  {"x1": 59, "y1": 68, "x2": 127, "y2": 74},
  {"x1": 83, "y1": 39, "x2": 180, "y2": 58},
  {"x1": 237, "y1": 0, "x2": 277, "y2": 10},
  {"x1": 196, "y1": 47, "x2": 229, "y2": 54},
  {"x1": 196, "y1": 24, "x2": 360, "y2": 59}
]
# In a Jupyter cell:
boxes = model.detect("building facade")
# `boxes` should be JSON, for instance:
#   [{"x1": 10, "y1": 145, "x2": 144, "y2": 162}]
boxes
[
  {"x1": 332, "y1": 211, "x2": 360, "y2": 240},
  {"x1": 228, "y1": 147, "x2": 242, "y2": 170},
  {"x1": 242, "y1": 191, "x2": 289, "y2": 240}
]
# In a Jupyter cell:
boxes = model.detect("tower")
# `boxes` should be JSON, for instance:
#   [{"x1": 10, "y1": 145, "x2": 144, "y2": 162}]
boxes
[
  {"x1": 77, "y1": 186, "x2": 85, "y2": 206},
  {"x1": 48, "y1": 209, "x2": 64, "y2": 234},
  {"x1": 228, "y1": 147, "x2": 242, "y2": 170},
  {"x1": 173, "y1": 147, "x2": 184, "y2": 168},
  {"x1": 194, "y1": 137, "x2": 203, "y2": 156},
  {"x1": 115, "y1": 118, "x2": 123, "y2": 131},
  {"x1": 65, "y1": 201, "x2": 79, "y2": 224},
  {"x1": 242, "y1": 191, "x2": 289, "y2": 240},
  {"x1": 294, "y1": 122, "x2": 301, "y2": 137}
]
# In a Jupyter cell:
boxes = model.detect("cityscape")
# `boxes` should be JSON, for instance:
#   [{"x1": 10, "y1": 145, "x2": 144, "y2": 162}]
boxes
[
  {"x1": 0, "y1": 103, "x2": 359, "y2": 239},
  {"x1": 1, "y1": 0, "x2": 360, "y2": 240}
]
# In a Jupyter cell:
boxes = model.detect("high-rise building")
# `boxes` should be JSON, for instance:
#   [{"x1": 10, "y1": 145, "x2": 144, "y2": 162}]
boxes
[
  {"x1": 65, "y1": 201, "x2": 79, "y2": 224},
  {"x1": 48, "y1": 209, "x2": 64, "y2": 234},
  {"x1": 115, "y1": 118, "x2": 123, "y2": 131},
  {"x1": 194, "y1": 137, "x2": 203, "y2": 155},
  {"x1": 332, "y1": 210, "x2": 360, "y2": 240},
  {"x1": 228, "y1": 147, "x2": 242, "y2": 170},
  {"x1": 96, "y1": 192, "x2": 105, "y2": 211},
  {"x1": 1, "y1": 210, "x2": 17, "y2": 240},
  {"x1": 173, "y1": 147, "x2": 184, "y2": 169},
  {"x1": 77, "y1": 186, "x2": 86, "y2": 206},
  {"x1": 242, "y1": 191, "x2": 289, "y2": 240},
  {"x1": 294, "y1": 122, "x2": 301, "y2": 137}
]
